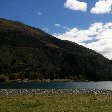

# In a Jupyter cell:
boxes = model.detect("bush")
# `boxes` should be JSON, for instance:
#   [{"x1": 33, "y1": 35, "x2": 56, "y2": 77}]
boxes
[{"x1": 0, "y1": 75, "x2": 9, "y2": 82}]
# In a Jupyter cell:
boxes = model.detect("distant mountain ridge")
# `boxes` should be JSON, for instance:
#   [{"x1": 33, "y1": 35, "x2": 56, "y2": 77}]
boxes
[{"x1": 0, "y1": 18, "x2": 112, "y2": 81}]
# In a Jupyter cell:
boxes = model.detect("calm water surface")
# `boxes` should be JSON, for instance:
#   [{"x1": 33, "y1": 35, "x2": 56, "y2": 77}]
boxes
[{"x1": 0, "y1": 81, "x2": 112, "y2": 90}]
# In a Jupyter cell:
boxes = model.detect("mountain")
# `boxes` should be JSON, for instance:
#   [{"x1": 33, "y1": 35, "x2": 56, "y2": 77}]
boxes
[{"x1": 0, "y1": 18, "x2": 112, "y2": 81}]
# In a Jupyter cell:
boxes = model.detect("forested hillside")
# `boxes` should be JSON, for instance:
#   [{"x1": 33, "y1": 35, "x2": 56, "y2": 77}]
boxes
[{"x1": 0, "y1": 18, "x2": 112, "y2": 81}]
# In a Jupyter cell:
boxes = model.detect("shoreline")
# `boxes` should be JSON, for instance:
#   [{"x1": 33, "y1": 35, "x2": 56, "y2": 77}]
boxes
[
  {"x1": 6, "y1": 79, "x2": 89, "y2": 83},
  {"x1": 0, "y1": 89, "x2": 112, "y2": 96}
]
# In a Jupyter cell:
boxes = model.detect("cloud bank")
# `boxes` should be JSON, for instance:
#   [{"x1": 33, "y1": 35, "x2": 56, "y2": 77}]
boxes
[{"x1": 54, "y1": 22, "x2": 112, "y2": 59}]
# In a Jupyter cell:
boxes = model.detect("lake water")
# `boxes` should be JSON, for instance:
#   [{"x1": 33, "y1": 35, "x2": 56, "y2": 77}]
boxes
[{"x1": 0, "y1": 81, "x2": 112, "y2": 90}]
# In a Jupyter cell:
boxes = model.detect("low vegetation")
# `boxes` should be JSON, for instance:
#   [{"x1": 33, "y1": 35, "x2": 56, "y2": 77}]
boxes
[
  {"x1": 0, "y1": 75, "x2": 9, "y2": 82},
  {"x1": 0, "y1": 94, "x2": 112, "y2": 112}
]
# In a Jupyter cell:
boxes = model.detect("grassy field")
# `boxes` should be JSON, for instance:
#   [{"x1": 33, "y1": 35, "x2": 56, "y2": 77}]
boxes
[{"x1": 0, "y1": 93, "x2": 112, "y2": 112}]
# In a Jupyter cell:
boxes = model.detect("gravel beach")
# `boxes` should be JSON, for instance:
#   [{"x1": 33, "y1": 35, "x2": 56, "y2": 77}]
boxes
[{"x1": 0, "y1": 89, "x2": 112, "y2": 96}]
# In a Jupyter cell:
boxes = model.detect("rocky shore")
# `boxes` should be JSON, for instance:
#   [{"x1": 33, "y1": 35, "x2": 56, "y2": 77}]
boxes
[{"x1": 0, "y1": 89, "x2": 112, "y2": 96}]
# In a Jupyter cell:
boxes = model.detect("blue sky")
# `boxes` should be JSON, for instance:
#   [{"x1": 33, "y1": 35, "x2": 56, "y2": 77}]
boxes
[
  {"x1": 0, "y1": 0, "x2": 111, "y2": 33},
  {"x1": 0, "y1": 0, "x2": 112, "y2": 59}
]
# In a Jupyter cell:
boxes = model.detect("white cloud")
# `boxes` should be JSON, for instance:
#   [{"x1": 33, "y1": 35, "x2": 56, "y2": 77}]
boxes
[
  {"x1": 55, "y1": 24, "x2": 61, "y2": 27},
  {"x1": 34, "y1": 10, "x2": 42, "y2": 16},
  {"x1": 54, "y1": 22, "x2": 112, "y2": 59},
  {"x1": 42, "y1": 27, "x2": 49, "y2": 33},
  {"x1": 37, "y1": 12, "x2": 42, "y2": 15},
  {"x1": 64, "y1": 0, "x2": 87, "y2": 12},
  {"x1": 91, "y1": 0, "x2": 112, "y2": 14},
  {"x1": 54, "y1": 23, "x2": 70, "y2": 30}
]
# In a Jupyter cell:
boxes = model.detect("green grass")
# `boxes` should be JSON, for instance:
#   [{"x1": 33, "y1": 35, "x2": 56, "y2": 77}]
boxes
[{"x1": 0, "y1": 94, "x2": 112, "y2": 112}]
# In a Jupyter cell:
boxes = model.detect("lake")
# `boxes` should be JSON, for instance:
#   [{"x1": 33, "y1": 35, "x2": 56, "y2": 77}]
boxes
[{"x1": 0, "y1": 81, "x2": 112, "y2": 90}]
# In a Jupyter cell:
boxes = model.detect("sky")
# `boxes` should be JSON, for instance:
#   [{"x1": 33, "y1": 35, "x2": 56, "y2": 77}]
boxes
[{"x1": 0, "y1": 0, "x2": 112, "y2": 59}]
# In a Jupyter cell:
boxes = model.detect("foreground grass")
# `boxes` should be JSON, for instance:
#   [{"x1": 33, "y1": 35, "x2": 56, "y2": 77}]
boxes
[{"x1": 0, "y1": 94, "x2": 112, "y2": 112}]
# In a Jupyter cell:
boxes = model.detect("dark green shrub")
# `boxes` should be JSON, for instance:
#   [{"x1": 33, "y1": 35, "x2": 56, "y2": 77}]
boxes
[{"x1": 0, "y1": 75, "x2": 9, "y2": 82}]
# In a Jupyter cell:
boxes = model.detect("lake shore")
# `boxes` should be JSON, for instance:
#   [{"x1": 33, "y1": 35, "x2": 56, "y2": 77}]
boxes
[{"x1": 0, "y1": 89, "x2": 112, "y2": 96}]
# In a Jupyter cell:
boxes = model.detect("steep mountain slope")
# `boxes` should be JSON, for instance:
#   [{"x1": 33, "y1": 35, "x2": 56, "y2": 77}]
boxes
[{"x1": 0, "y1": 18, "x2": 112, "y2": 81}]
